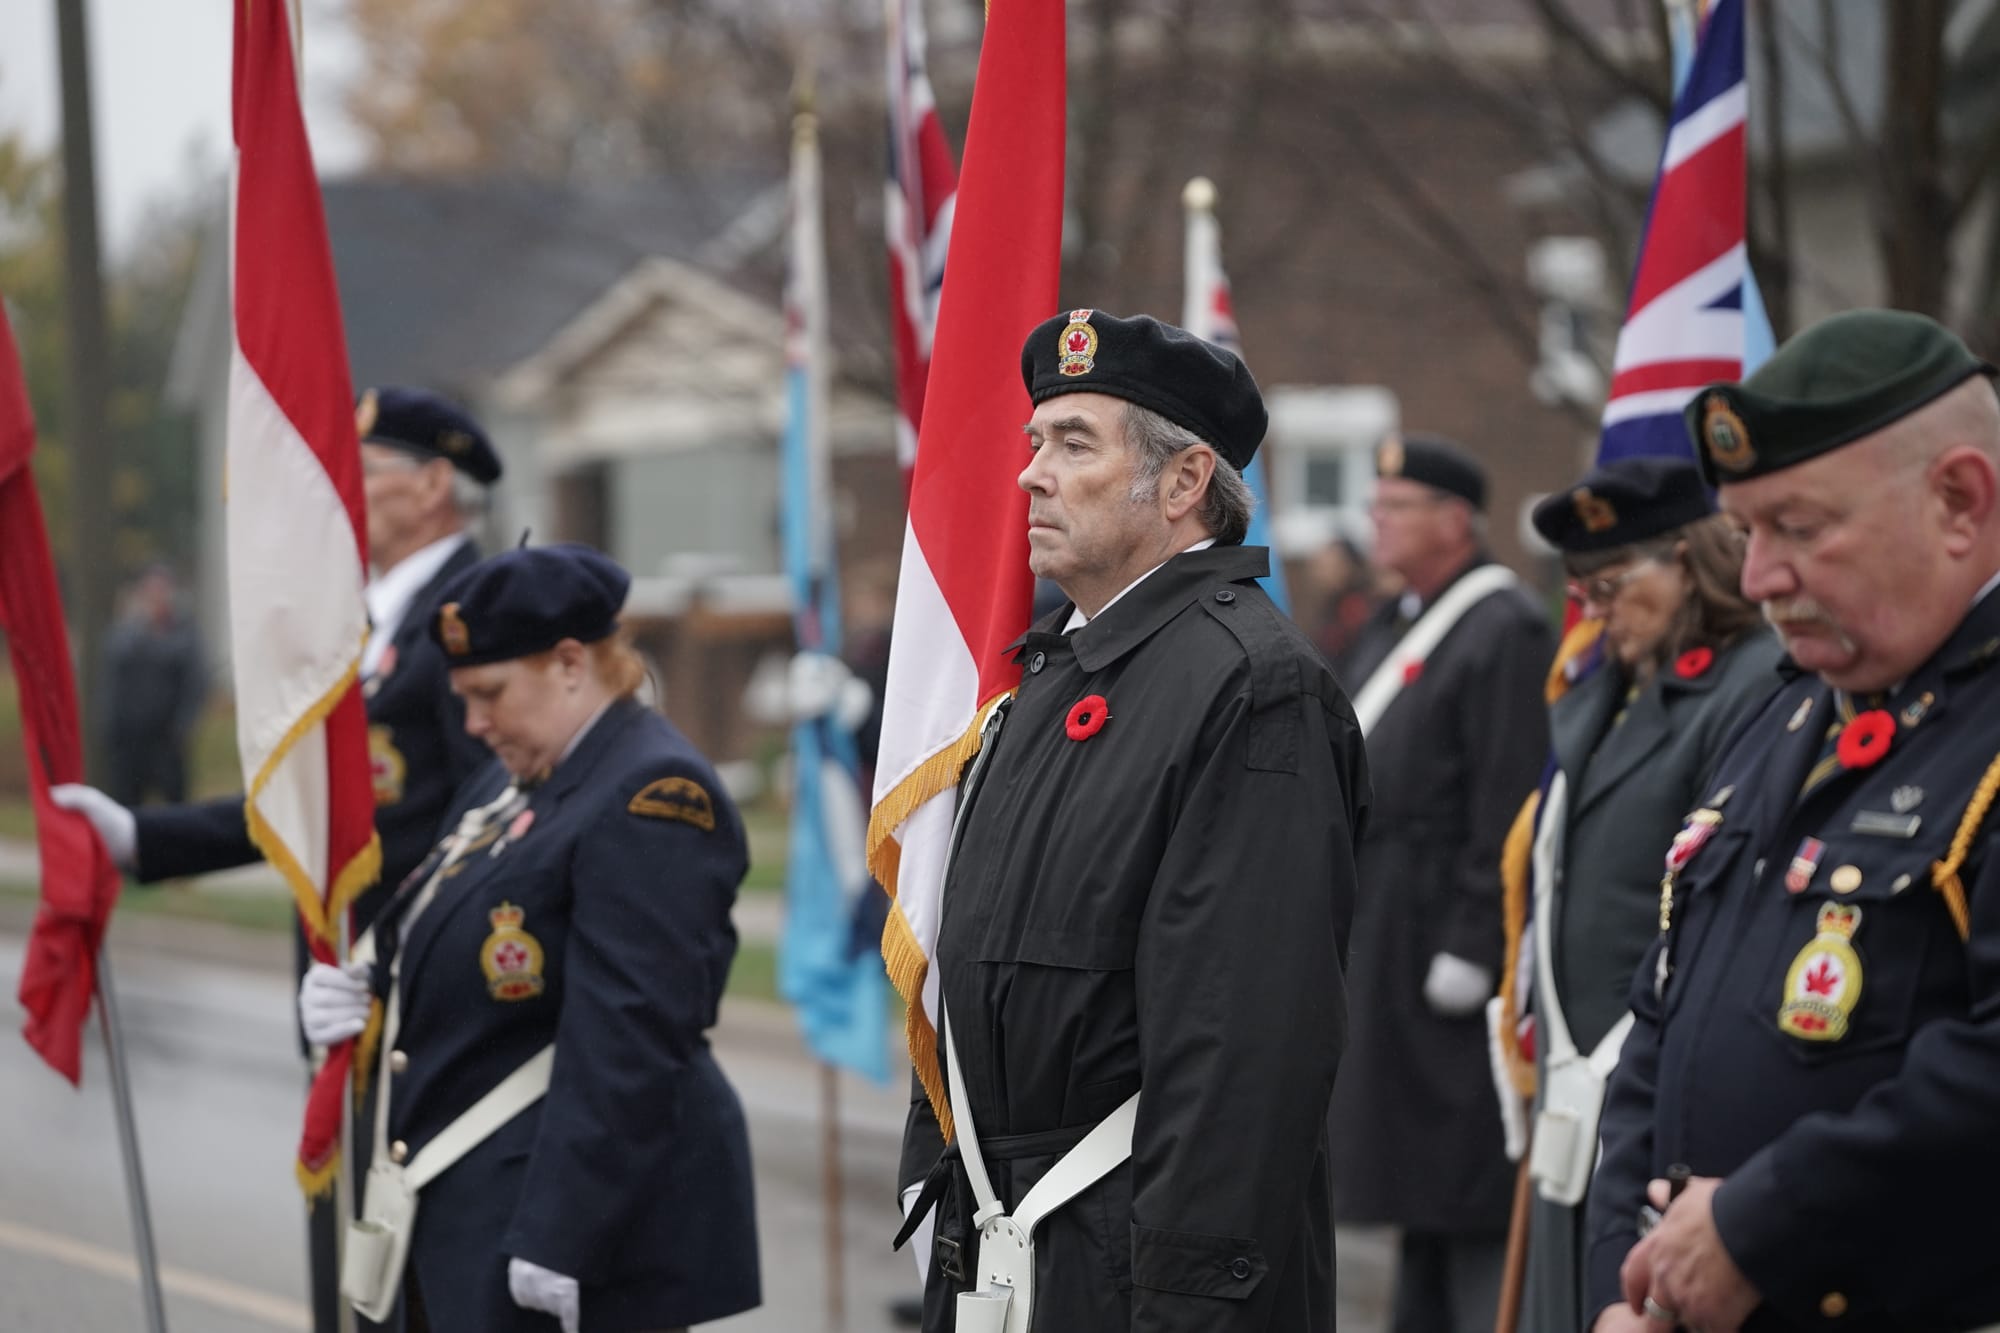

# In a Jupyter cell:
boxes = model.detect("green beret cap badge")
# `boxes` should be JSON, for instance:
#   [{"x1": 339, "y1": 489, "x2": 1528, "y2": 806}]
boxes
[{"x1": 1702, "y1": 392, "x2": 1756, "y2": 474}]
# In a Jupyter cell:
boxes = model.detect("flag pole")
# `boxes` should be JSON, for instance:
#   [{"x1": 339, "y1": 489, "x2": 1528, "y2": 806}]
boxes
[
  {"x1": 95, "y1": 949, "x2": 170, "y2": 1333},
  {"x1": 820, "y1": 1063, "x2": 847, "y2": 1333},
  {"x1": 335, "y1": 915, "x2": 357, "y2": 1333}
]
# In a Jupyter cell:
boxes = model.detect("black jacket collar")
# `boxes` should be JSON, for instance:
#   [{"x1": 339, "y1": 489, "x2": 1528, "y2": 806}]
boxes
[{"x1": 1007, "y1": 545, "x2": 1271, "y2": 674}]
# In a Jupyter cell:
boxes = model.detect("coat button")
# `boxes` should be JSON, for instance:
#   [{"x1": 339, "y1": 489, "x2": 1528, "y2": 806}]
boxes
[
  {"x1": 1820, "y1": 1291, "x2": 1848, "y2": 1318},
  {"x1": 390, "y1": 1140, "x2": 409, "y2": 1165},
  {"x1": 1228, "y1": 1258, "x2": 1251, "y2": 1280},
  {"x1": 1029, "y1": 651, "x2": 1046, "y2": 674},
  {"x1": 389, "y1": 1050, "x2": 409, "y2": 1074},
  {"x1": 1214, "y1": 589, "x2": 1236, "y2": 604}
]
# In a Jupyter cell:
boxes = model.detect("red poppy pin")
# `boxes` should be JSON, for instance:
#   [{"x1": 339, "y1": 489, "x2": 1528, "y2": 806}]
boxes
[
  {"x1": 1675, "y1": 646, "x2": 1714, "y2": 679},
  {"x1": 1402, "y1": 660, "x2": 1424, "y2": 687},
  {"x1": 1065, "y1": 694, "x2": 1110, "y2": 741},
  {"x1": 1836, "y1": 710, "x2": 1896, "y2": 770}
]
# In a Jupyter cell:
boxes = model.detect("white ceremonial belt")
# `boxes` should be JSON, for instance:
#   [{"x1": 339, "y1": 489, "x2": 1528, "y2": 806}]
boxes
[
  {"x1": 942, "y1": 1004, "x2": 1137, "y2": 1333},
  {"x1": 1524, "y1": 771, "x2": 1637, "y2": 1206},
  {"x1": 1351, "y1": 563, "x2": 1519, "y2": 738}
]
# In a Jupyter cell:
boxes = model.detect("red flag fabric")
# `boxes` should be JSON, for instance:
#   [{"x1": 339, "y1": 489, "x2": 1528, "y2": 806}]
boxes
[
  {"x1": 869, "y1": 0, "x2": 1064, "y2": 1135},
  {"x1": 884, "y1": 0, "x2": 960, "y2": 477},
  {"x1": 3, "y1": 305, "x2": 125, "y2": 1084},
  {"x1": 232, "y1": 0, "x2": 381, "y2": 1193}
]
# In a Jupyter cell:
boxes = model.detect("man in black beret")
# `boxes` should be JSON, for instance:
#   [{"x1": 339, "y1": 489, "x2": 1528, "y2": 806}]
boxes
[
  {"x1": 54, "y1": 385, "x2": 502, "y2": 1333},
  {"x1": 1326, "y1": 431, "x2": 1554, "y2": 1333},
  {"x1": 897, "y1": 310, "x2": 1369, "y2": 1333},
  {"x1": 1587, "y1": 309, "x2": 2000, "y2": 1332}
]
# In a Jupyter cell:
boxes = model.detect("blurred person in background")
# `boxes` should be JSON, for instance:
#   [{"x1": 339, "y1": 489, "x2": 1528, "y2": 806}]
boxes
[
  {"x1": 1307, "y1": 532, "x2": 1376, "y2": 668},
  {"x1": 1503, "y1": 455, "x2": 1780, "y2": 1331},
  {"x1": 301, "y1": 543, "x2": 759, "y2": 1332},
  {"x1": 1326, "y1": 434, "x2": 1553, "y2": 1333},
  {"x1": 99, "y1": 562, "x2": 207, "y2": 806}
]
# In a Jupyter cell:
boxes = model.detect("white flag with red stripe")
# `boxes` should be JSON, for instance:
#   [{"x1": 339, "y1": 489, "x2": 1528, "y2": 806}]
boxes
[
  {"x1": 869, "y1": 0, "x2": 1065, "y2": 1136},
  {"x1": 231, "y1": 0, "x2": 381, "y2": 1192}
]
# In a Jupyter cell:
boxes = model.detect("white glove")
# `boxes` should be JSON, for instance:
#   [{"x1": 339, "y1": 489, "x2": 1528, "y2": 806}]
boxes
[
  {"x1": 508, "y1": 1257, "x2": 580, "y2": 1333},
  {"x1": 1423, "y1": 951, "x2": 1494, "y2": 1018},
  {"x1": 297, "y1": 961, "x2": 372, "y2": 1046},
  {"x1": 49, "y1": 783, "x2": 136, "y2": 870}
]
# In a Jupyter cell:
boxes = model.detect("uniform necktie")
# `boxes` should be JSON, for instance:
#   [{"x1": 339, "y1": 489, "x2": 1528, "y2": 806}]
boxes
[{"x1": 1797, "y1": 691, "x2": 1885, "y2": 803}]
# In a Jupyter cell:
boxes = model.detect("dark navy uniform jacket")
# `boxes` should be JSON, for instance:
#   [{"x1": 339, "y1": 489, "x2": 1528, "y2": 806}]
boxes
[
  {"x1": 375, "y1": 696, "x2": 759, "y2": 1332},
  {"x1": 1585, "y1": 590, "x2": 2000, "y2": 1330},
  {"x1": 133, "y1": 541, "x2": 488, "y2": 929}
]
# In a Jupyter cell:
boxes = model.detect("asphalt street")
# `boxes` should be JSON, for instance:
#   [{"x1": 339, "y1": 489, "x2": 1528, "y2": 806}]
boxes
[{"x1": 0, "y1": 911, "x2": 1391, "y2": 1332}]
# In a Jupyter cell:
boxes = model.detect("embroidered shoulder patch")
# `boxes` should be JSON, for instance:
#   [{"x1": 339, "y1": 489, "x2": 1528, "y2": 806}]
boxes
[{"x1": 628, "y1": 776, "x2": 716, "y2": 831}]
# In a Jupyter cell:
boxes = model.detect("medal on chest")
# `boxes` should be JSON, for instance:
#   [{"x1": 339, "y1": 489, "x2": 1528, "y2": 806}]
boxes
[
  {"x1": 1777, "y1": 902, "x2": 1863, "y2": 1041},
  {"x1": 1656, "y1": 808, "x2": 1725, "y2": 996},
  {"x1": 368, "y1": 725, "x2": 407, "y2": 806},
  {"x1": 480, "y1": 902, "x2": 546, "y2": 1001}
]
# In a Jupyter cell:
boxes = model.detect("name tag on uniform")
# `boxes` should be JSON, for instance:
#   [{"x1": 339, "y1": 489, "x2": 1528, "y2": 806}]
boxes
[{"x1": 1850, "y1": 811, "x2": 1922, "y2": 839}]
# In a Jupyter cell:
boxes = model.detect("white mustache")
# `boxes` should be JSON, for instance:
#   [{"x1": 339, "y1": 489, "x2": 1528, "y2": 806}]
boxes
[{"x1": 1763, "y1": 597, "x2": 1834, "y2": 627}]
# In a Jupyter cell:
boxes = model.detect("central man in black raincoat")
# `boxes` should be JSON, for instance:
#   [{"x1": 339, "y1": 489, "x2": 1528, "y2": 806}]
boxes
[{"x1": 897, "y1": 310, "x2": 1369, "y2": 1332}]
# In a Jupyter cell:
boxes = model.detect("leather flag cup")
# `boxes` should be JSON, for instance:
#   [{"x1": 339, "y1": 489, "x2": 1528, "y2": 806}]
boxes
[
  {"x1": 868, "y1": 0, "x2": 1063, "y2": 1138},
  {"x1": 232, "y1": 0, "x2": 382, "y2": 1193},
  {"x1": 3, "y1": 304, "x2": 126, "y2": 1085}
]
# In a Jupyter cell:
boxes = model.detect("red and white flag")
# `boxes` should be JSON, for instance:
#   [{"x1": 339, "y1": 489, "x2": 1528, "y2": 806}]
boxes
[
  {"x1": 232, "y1": 0, "x2": 381, "y2": 1192},
  {"x1": 884, "y1": 0, "x2": 960, "y2": 477},
  {"x1": 869, "y1": 0, "x2": 1064, "y2": 1135}
]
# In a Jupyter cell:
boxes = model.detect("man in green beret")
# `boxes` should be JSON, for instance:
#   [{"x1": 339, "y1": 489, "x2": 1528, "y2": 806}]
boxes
[{"x1": 1586, "y1": 309, "x2": 2000, "y2": 1331}]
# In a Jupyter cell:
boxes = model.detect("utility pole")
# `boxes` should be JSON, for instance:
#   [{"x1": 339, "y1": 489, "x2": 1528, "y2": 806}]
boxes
[{"x1": 54, "y1": 0, "x2": 116, "y2": 752}]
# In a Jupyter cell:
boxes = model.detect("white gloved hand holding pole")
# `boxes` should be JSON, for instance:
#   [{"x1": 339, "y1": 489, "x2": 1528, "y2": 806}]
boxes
[
  {"x1": 1423, "y1": 951, "x2": 1494, "y2": 1018},
  {"x1": 49, "y1": 783, "x2": 137, "y2": 870},
  {"x1": 509, "y1": 1257, "x2": 580, "y2": 1333},
  {"x1": 297, "y1": 961, "x2": 372, "y2": 1046}
]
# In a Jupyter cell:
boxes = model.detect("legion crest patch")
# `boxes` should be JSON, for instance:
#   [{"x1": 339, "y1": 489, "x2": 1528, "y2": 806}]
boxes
[
  {"x1": 1777, "y1": 901, "x2": 1863, "y2": 1041},
  {"x1": 629, "y1": 776, "x2": 716, "y2": 831},
  {"x1": 480, "y1": 902, "x2": 546, "y2": 1002},
  {"x1": 1573, "y1": 487, "x2": 1618, "y2": 533},
  {"x1": 1702, "y1": 392, "x2": 1756, "y2": 474},
  {"x1": 439, "y1": 602, "x2": 471, "y2": 657},
  {"x1": 368, "y1": 725, "x2": 407, "y2": 806},
  {"x1": 1057, "y1": 310, "x2": 1098, "y2": 377}
]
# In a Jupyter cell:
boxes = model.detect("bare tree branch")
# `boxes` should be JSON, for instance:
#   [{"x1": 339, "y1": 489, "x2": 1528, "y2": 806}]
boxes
[{"x1": 1523, "y1": 0, "x2": 1667, "y2": 117}]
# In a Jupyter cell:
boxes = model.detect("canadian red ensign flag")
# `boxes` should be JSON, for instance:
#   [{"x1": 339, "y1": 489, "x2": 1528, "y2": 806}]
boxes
[{"x1": 231, "y1": 0, "x2": 381, "y2": 1192}]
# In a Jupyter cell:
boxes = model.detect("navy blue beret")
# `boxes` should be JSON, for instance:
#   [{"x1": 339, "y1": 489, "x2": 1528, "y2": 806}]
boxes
[
  {"x1": 1375, "y1": 433, "x2": 1487, "y2": 510},
  {"x1": 1532, "y1": 455, "x2": 1715, "y2": 554},
  {"x1": 428, "y1": 544, "x2": 629, "y2": 666},
  {"x1": 356, "y1": 386, "x2": 503, "y2": 485},
  {"x1": 1020, "y1": 309, "x2": 1268, "y2": 470}
]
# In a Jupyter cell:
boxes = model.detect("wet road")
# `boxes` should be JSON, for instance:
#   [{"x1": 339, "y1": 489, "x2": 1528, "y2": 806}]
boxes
[{"x1": 0, "y1": 916, "x2": 1390, "y2": 1331}]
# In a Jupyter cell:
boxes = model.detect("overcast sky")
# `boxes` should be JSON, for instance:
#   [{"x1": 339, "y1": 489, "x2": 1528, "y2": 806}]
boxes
[{"x1": 0, "y1": 0, "x2": 366, "y2": 257}]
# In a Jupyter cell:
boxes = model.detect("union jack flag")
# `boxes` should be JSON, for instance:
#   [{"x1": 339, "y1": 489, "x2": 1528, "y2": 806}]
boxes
[
  {"x1": 885, "y1": 0, "x2": 959, "y2": 475},
  {"x1": 1597, "y1": 0, "x2": 1769, "y2": 463}
]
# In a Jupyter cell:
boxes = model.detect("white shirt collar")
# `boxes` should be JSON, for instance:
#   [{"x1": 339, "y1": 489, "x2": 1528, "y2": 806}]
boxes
[
  {"x1": 1062, "y1": 538, "x2": 1217, "y2": 633},
  {"x1": 1976, "y1": 566, "x2": 2000, "y2": 608},
  {"x1": 555, "y1": 698, "x2": 618, "y2": 768},
  {"x1": 363, "y1": 532, "x2": 469, "y2": 676}
]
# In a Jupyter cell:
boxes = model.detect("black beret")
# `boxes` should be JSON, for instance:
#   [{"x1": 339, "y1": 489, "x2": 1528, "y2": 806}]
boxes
[
  {"x1": 1375, "y1": 433, "x2": 1487, "y2": 510},
  {"x1": 1686, "y1": 309, "x2": 1998, "y2": 486},
  {"x1": 428, "y1": 544, "x2": 629, "y2": 667},
  {"x1": 1532, "y1": 455, "x2": 1714, "y2": 554},
  {"x1": 1020, "y1": 309, "x2": 1268, "y2": 470},
  {"x1": 357, "y1": 386, "x2": 503, "y2": 485}
]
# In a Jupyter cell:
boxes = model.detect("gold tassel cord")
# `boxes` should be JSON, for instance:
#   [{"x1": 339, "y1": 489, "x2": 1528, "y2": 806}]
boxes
[
  {"x1": 349, "y1": 996, "x2": 385, "y2": 1107},
  {"x1": 1929, "y1": 748, "x2": 2000, "y2": 943},
  {"x1": 1544, "y1": 618, "x2": 1604, "y2": 706}
]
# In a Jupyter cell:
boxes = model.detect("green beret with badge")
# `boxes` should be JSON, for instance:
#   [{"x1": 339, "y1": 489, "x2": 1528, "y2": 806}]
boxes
[{"x1": 1685, "y1": 308, "x2": 1998, "y2": 486}]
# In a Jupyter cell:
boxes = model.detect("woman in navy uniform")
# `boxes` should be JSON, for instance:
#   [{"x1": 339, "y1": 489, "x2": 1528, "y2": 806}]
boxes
[
  {"x1": 1503, "y1": 456, "x2": 1780, "y2": 1331},
  {"x1": 300, "y1": 543, "x2": 760, "y2": 1332}
]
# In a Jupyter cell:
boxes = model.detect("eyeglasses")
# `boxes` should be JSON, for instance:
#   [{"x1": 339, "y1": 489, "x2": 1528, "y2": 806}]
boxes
[{"x1": 1566, "y1": 562, "x2": 1655, "y2": 607}]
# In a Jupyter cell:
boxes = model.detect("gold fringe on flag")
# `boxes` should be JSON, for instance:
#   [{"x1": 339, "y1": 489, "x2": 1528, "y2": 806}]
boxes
[
  {"x1": 1495, "y1": 790, "x2": 1541, "y2": 1100},
  {"x1": 870, "y1": 692, "x2": 1014, "y2": 1141}
]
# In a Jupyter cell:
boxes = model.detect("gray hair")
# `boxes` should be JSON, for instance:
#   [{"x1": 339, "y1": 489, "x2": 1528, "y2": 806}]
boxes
[
  {"x1": 1123, "y1": 402, "x2": 1255, "y2": 545},
  {"x1": 450, "y1": 469, "x2": 490, "y2": 521}
]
